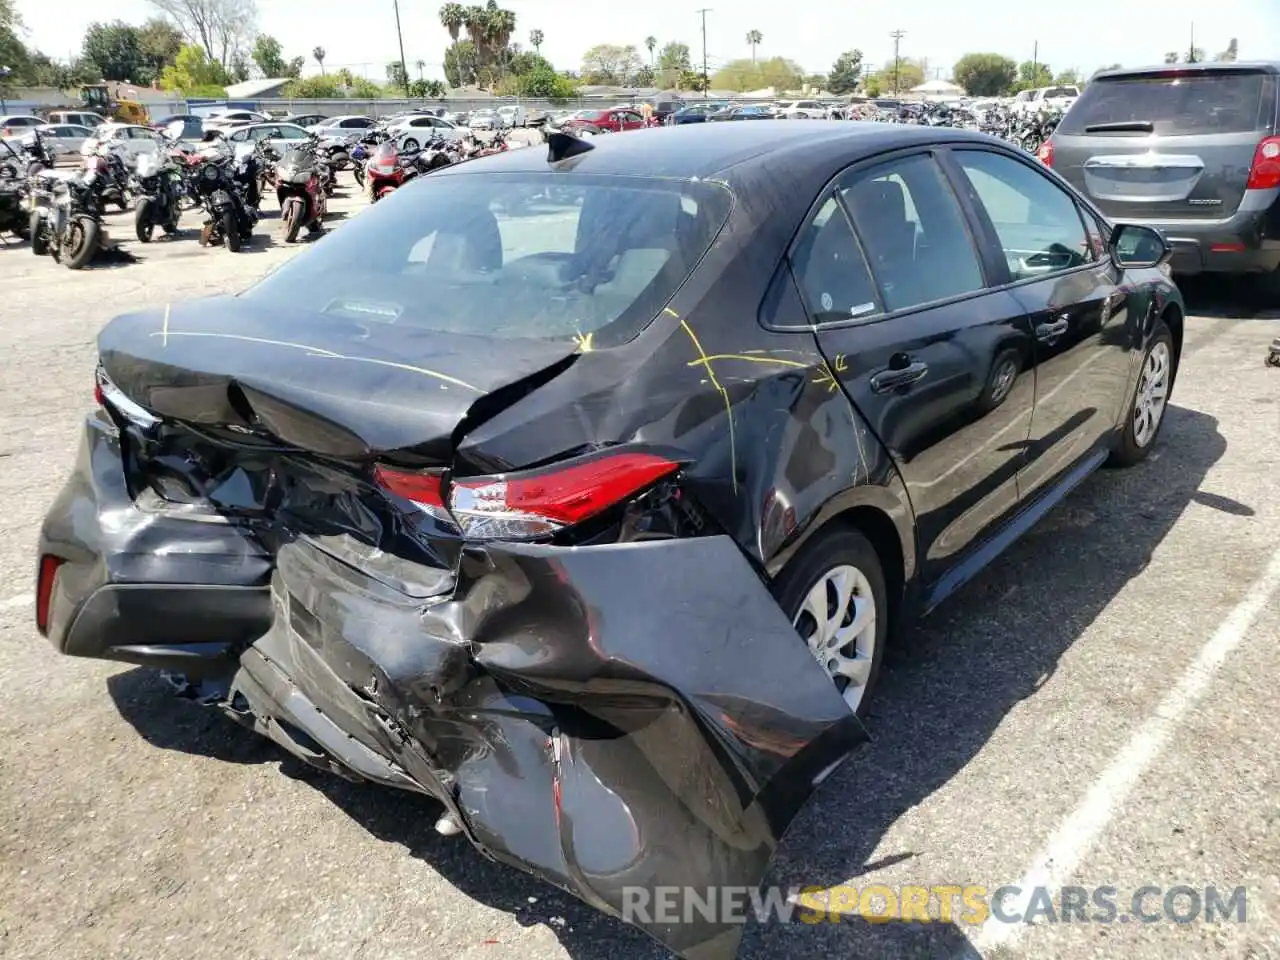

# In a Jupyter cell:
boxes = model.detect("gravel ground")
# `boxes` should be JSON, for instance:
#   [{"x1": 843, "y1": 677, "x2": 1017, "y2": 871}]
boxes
[{"x1": 0, "y1": 165, "x2": 1278, "y2": 960}]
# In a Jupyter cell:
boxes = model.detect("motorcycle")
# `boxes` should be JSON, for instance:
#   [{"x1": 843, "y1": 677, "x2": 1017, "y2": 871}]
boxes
[
  {"x1": 351, "y1": 130, "x2": 390, "y2": 190},
  {"x1": 194, "y1": 145, "x2": 257, "y2": 251},
  {"x1": 15, "y1": 128, "x2": 55, "y2": 176},
  {"x1": 366, "y1": 141, "x2": 409, "y2": 201},
  {"x1": 132, "y1": 149, "x2": 183, "y2": 242},
  {"x1": 29, "y1": 169, "x2": 105, "y2": 269},
  {"x1": 274, "y1": 143, "x2": 326, "y2": 243},
  {"x1": 0, "y1": 143, "x2": 31, "y2": 237}
]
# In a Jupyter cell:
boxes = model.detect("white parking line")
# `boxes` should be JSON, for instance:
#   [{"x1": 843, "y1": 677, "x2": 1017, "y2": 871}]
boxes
[
  {"x1": 0, "y1": 593, "x2": 33, "y2": 611},
  {"x1": 960, "y1": 545, "x2": 1280, "y2": 958}
]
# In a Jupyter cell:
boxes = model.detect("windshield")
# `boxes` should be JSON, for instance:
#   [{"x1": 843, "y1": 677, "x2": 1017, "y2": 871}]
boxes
[
  {"x1": 243, "y1": 172, "x2": 732, "y2": 347},
  {"x1": 1058, "y1": 71, "x2": 1274, "y2": 135}
]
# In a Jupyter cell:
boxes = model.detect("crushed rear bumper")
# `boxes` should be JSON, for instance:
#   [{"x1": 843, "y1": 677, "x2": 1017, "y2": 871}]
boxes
[{"x1": 38, "y1": 416, "x2": 865, "y2": 960}]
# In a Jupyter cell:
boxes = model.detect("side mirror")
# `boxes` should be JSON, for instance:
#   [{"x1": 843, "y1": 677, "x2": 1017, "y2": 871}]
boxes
[{"x1": 1109, "y1": 223, "x2": 1170, "y2": 270}]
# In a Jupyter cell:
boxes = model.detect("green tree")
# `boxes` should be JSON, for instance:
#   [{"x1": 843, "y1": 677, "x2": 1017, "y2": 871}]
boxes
[
  {"x1": 678, "y1": 69, "x2": 707, "y2": 92},
  {"x1": 251, "y1": 34, "x2": 288, "y2": 76},
  {"x1": 518, "y1": 63, "x2": 575, "y2": 100},
  {"x1": 581, "y1": 43, "x2": 641, "y2": 85},
  {"x1": 443, "y1": 39, "x2": 477, "y2": 87},
  {"x1": 645, "y1": 35, "x2": 656, "y2": 64},
  {"x1": 284, "y1": 74, "x2": 340, "y2": 97},
  {"x1": 313, "y1": 45, "x2": 326, "y2": 75},
  {"x1": 82, "y1": 21, "x2": 144, "y2": 83},
  {"x1": 952, "y1": 53, "x2": 1016, "y2": 96},
  {"x1": 656, "y1": 41, "x2": 691, "y2": 86},
  {"x1": 1216, "y1": 38, "x2": 1238, "y2": 62},
  {"x1": 147, "y1": 0, "x2": 256, "y2": 69},
  {"x1": 711, "y1": 55, "x2": 801, "y2": 93},
  {"x1": 137, "y1": 18, "x2": 184, "y2": 80},
  {"x1": 826, "y1": 49, "x2": 863, "y2": 94},
  {"x1": 439, "y1": 3, "x2": 464, "y2": 45},
  {"x1": 1167, "y1": 46, "x2": 1206, "y2": 64},
  {"x1": 348, "y1": 76, "x2": 381, "y2": 97},
  {"x1": 408, "y1": 77, "x2": 446, "y2": 97},
  {"x1": 1013, "y1": 60, "x2": 1052, "y2": 90},
  {"x1": 864, "y1": 74, "x2": 882, "y2": 97},
  {"x1": 879, "y1": 57, "x2": 925, "y2": 94},
  {"x1": 803, "y1": 72, "x2": 827, "y2": 91},
  {"x1": 229, "y1": 52, "x2": 249, "y2": 82},
  {"x1": 387, "y1": 61, "x2": 408, "y2": 88},
  {"x1": 158, "y1": 42, "x2": 229, "y2": 95},
  {"x1": 529, "y1": 28, "x2": 543, "y2": 54},
  {"x1": 633, "y1": 64, "x2": 655, "y2": 86},
  {"x1": 1054, "y1": 68, "x2": 1081, "y2": 86},
  {"x1": 745, "y1": 29, "x2": 761, "y2": 64}
]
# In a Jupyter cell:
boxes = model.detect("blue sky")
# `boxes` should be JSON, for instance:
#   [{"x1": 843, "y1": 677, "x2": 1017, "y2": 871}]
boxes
[{"x1": 17, "y1": 0, "x2": 1280, "y2": 83}]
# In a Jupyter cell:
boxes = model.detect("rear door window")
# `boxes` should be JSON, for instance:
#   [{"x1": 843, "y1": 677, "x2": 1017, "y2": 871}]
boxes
[
  {"x1": 789, "y1": 196, "x2": 880, "y2": 325},
  {"x1": 837, "y1": 153, "x2": 986, "y2": 312},
  {"x1": 1058, "y1": 71, "x2": 1275, "y2": 135}
]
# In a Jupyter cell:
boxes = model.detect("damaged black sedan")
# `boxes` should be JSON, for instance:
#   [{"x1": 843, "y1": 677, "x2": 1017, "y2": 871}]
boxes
[{"x1": 37, "y1": 122, "x2": 1183, "y2": 958}]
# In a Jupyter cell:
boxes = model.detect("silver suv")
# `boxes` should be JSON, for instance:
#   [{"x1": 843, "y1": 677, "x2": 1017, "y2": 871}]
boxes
[{"x1": 1046, "y1": 62, "x2": 1280, "y2": 294}]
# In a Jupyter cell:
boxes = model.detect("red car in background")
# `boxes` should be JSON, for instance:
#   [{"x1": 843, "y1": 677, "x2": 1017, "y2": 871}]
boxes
[{"x1": 563, "y1": 107, "x2": 657, "y2": 134}]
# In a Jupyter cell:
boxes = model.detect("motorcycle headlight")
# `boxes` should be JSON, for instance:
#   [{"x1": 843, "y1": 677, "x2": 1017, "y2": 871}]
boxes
[{"x1": 203, "y1": 165, "x2": 218, "y2": 181}]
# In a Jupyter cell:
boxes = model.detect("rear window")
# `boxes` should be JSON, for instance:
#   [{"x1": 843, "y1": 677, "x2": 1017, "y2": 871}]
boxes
[
  {"x1": 1042, "y1": 86, "x2": 1077, "y2": 99},
  {"x1": 243, "y1": 173, "x2": 732, "y2": 347},
  {"x1": 1059, "y1": 71, "x2": 1275, "y2": 135}
]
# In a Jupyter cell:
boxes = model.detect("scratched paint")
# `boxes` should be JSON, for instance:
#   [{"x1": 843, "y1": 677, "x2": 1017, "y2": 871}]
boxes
[{"x1": 677, "y1": 316, "x2": 739, "y2": 495}]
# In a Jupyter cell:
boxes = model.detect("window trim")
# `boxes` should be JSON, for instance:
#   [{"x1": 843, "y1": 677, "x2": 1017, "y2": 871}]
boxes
[
  {"x1": 764, "y1": 145, "x2": 1002, "y2": 334},
  {"x1": 941, "y1": 145, "x2": 1107, "y2": 293}
]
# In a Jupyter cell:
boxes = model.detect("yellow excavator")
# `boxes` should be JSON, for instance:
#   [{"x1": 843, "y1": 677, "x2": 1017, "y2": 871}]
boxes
[{"x1": 80, "y1": 84, "x2": 150, "y2": 125}]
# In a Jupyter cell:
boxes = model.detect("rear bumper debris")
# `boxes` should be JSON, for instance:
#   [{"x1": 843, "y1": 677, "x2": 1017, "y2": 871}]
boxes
[{"x1": 39, "y1": 418, "x2": 866, "y2": 960}]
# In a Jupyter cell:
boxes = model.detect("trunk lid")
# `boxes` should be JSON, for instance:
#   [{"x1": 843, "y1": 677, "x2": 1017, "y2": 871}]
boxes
[
  {"x1": 1052, "y1": 66, "x2": 1279, "y2": 221},
  {"x1": 99, "y1": 296, "x2": 579, "y2": 462}
]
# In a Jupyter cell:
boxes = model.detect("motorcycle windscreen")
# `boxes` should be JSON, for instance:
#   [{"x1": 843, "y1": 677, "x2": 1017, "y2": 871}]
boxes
[{"x1": 450, "y1": 536, "x2": 865, "y2": 960}]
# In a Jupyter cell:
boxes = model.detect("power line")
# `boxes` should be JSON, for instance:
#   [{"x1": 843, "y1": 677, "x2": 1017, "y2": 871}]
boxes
[{"x1": 697, "y1": 8, "x2": 712, "y2": 98}]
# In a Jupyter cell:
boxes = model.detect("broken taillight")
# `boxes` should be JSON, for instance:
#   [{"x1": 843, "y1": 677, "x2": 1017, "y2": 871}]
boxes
[
  {"x1": 36, "y1": 554, "x2": 64, "y2": 635},
  {"x1": 374, "y1": 451, "x2": 681, "y2": 541},
  {"x1": 95, "y1": 366, "x2": 159, "y2": 427},
  {"x1": 1036, "y1": 138, "x2": 1054, "y2": 168}
]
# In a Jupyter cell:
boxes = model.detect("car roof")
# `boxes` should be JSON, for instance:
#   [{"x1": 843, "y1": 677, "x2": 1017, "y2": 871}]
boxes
[
  {"x1": 1092, "y1": 60, "x2": 1280, "y2": 80},
  {"x1": 434, "y1": 121, "x2": 1010, "y2": 186}
]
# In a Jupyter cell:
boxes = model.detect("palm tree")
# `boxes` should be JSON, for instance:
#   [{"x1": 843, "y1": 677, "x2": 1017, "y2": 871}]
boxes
[
  {"x1": 746, "y1": 30, "x2": 762, "y2": 64},
  {"x1": 439, "y1": 3, "x2": 465, "y2": 45},
  {"x1": 529, "y1": 29, "x2": 544, "y2": 54},
  {"x1": 313, "y1": 46, "x2": 326, "y2": 75},
  {"x1": 415, "y1": 58, "x2": 425, "y2": 80},
  {"x1": 645, "y1": 36, "x2": 657, "y2": 65},
  {"x1": 463, "y1": 4, "x2": 487, "y2": 64}
]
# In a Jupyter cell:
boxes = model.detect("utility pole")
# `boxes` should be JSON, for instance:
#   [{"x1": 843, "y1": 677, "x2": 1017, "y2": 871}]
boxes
[
  {"x1": 393, "y1": 0, "x2": 411, "y2": 95},
  {"x1": 1032, "y1": 40, "x2": 1038, "y2": 84},
  {"x1": 1188, "y1": 22, "x2": 1197, "y2": 63},
  {"x1": 889, "y1": 29, "x2": 905, "y2": 95},
  {"x1": 697, "y1": 8, "x2": 712, "y2": 98}
]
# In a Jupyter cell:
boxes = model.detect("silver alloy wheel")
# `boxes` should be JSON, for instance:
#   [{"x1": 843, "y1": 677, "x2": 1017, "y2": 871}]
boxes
[
  {"x1": 792, "y1": 563, "x2": 877, "y2": 713},
  {"x1": 1133, "y1": 340, "x2": 1170, "y2": 448},
  {"x1": 990, "y1": 358, "x2": 1017, "y2": 404}
]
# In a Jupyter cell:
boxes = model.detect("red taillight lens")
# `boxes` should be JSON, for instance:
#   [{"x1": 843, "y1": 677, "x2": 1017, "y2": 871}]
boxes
[
  {"x1": 36, "y1": 554, "x2": 64, "y2": 635},
  {"x1": 372, "y1": 464, "x2": 453, "y2": 524},
  {"x1": 1246, "y1": 136, "x2": 1280, "y2": 190},
  {"x1": 1036, "y1": 138, "x2": 1054, "y2": 167},
  {"x1": 449, "y1": 451, "x2": 680, "y2": 540}
]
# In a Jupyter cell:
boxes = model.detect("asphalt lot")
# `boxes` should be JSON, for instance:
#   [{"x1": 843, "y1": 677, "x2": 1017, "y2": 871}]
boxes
[{"x1": 0, "y1": 168, "x2": 1278, "y2": 960}]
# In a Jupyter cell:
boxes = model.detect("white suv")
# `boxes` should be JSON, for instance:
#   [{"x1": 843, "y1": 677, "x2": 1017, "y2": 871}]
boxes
[
  {"x1": 1012, "y1": 85, "x2": 1080, "y2": 115},
  {"x1": 775, "y1": 99, "x2": 828, "y2": 119}
]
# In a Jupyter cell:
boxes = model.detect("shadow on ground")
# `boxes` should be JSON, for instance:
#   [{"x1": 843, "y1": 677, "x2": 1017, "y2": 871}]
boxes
[
  {"x1": 1179, "y1": 274, "x2": 1280, "y2": 321},
  {"x1": 109, "y1": 404, "x2": 1231, "y2": 960}
]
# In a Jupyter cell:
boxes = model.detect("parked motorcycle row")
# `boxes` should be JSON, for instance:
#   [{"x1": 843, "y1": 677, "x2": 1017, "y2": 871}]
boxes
[
  {"x1": 847, "y1": 100, "x2": 1067, "y2": 155},
  {"x1": 343, "y1": 127, "x2": 514, "y2": 198}
]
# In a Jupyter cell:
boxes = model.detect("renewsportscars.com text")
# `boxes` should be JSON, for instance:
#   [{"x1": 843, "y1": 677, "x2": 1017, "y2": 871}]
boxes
[{"x1": 621, "y1": 885, "x2": 1248, "y2": 926}]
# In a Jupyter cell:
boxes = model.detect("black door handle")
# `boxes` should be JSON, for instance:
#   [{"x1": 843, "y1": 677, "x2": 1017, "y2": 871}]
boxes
[
  {"x1": 1035, "y1": 318, "x2": 1070, "y2": 341},
  {"x1": 870, "y1": 361, "x2": 929, "y2": 393}
]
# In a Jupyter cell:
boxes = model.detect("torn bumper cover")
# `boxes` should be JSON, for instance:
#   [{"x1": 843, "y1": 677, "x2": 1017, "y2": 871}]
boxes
[{"x1": 39, "y1": 421, "x2": 865, "y2": 960}]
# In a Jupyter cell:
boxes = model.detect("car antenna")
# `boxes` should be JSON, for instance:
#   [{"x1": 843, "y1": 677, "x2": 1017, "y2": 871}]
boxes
[{"x1": 546, "y1": 131, "x2": 594, "y2": 163}]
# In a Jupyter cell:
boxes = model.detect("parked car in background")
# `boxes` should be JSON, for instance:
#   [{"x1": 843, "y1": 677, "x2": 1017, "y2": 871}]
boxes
[
  {"x1": 650, "y1": 98, "x2": 685, "y2": 122},
  {"x1": 562, "y1": 107, "x2": 651, "y2": 133},
  {"x1": 0, "y1": 115, "x2": 45, "y2": 138},
  {"x1": 708, "y1": 103, "x2": 775, "y2": 121},
  {"x1": 667, "y1": 103, "x2": 726, "y2": 125},
  {"x1": 282, "y1": 113, "x2": 330, "y2": 128},
  {"x1": 1046, "y1": 61, "x2": 1280, "y2": 296},
  {"x1": 80, "y1": 123, "x2": 164, "y2": 158},
  {"x1": 39, "y1": 121, "x2": 1183, "y2": 960},
  {"x1": 468, "y1": 109, "x2": 506, "y2": 132},
  {"x1": 306, "y1": 115, "x2": 378, "y2": 136},
  {"x1": 776, "y1": 99, "x2": 829, "y2": 119},
  {"x1": 203, "y1": 110, "x2": 269, "y2": 129},
  {"x1": 385, "y1": 114, "x2": 466, "y2": 149},
  {"x1": 151, "y1": 115, "x2": 204, "y2": 140},
  {"x1": 1013, "y1": 85, "x2": 1080, "y2": 116},
  {"x1": 27, "y1": 123, "x2": 96, "y2": 156},
  {"x1": 496, "y1": 104, "x2": 528, "y2": 128},
  {"x1": 224, "y1": 122, "x2": 313, "y2": 152},
  {"x1": 45, "y1": 111, "x2": 105, "y2": 129}
]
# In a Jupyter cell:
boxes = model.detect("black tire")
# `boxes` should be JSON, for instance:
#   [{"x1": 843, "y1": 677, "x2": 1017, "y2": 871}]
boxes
[
  {"x1": 1109, "y1": 321, "x2": 1175, "y2": 467},
  {"x1": 29, "y1": 211, "x2": 47, "y2": 255},
  {"x1": 223, "y1": 209, "x2": 242, "y2": 252},
  {"x1": 771, "y1": 525, "x2": 889, "y2": 719},
  {"x1": 135, "y1": 197, "x2": 155, "y2": 243},
  {"x1": 976, "y1": 347, "x2": 1022, "y2": 413},
  {"x1": 114, "y1": 193, "x2": 129, "y2": 213},
  {"x1": 282, "y1": 198, "x2": 304, "y2": 243},
  {"x1": 62, "y1": 216, "x2": 100, "y2": 270}
]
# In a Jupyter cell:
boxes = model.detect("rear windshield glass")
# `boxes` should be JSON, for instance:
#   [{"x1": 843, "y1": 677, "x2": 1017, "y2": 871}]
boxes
[
  {"x1": 243, "y1": 172, "x2": 732, "y2": 347},
  {"x1": 1059, "y1": 72, "x2": 1273, "y2": 135}
]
